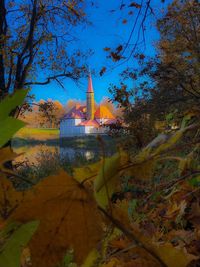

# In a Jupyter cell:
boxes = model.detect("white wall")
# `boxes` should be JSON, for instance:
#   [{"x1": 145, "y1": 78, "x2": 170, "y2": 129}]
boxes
[
  {"x1": 63, "y1": 118, "x2": 83, "y2": 127},
  {"x1": 60, "y1": 119, "x2": 108, "y2": 137},
  {"x1": 60, "y1": 119, "x2": 85, "y2": 137},
  {"x1": 85, "y1": 126, "x2": 107, "y2": 134}
]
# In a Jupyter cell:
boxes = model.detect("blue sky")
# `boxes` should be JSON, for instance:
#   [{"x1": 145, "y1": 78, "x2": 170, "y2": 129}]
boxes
[{"x1": 31, "y1": 0, "x2": 171, "y2": 105}]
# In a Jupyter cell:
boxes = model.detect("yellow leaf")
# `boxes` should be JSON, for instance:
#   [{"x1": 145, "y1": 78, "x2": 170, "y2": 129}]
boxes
[
  {"x1": 154, "y1": 129, "x2": 184, "y2": 155},
  {"x1": 101, "y1": 258, "x2": 120, "y2": 267},
  {"x1": 73, "y1": 160, "x2": 102, "y2": 183},
  {"x1": 164, "y1": 200, "x2": 187, "y2": 219},
  {"x1": 94, "y1": 154, "x2": 120, "y2": 209},
  {"x1": 11, "y1": 170, "x2": 103, "y2": 267},
  {"x1": 94, "y1": 154, "x2": 120, "y2": 192},
  {"x1": 81, "y1": 249, "x2": 99, "y2": 267}
]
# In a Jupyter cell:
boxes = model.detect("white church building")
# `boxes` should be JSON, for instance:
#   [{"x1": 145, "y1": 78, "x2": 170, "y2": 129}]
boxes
[{"x1": 60, "y1": 75, "x2": 116, "y2": 137}]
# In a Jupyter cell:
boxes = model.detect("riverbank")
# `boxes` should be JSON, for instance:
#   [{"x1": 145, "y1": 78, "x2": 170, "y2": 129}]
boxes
[
  {"x1": 14, "y1": 127, "x2": 59, "y2": 140},
  {"x1": 12, "y1": 128, "x2": 117, "y2": 188},
  {"x1": 12, "y1": 127, "x2": 117, "y2": 149}
]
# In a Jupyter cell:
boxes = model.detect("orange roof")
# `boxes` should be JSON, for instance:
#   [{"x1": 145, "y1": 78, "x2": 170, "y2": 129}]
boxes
[
  {"x1": 94, "y1": 105, "x2": 115, "y2": 119},
  {"x1": 79, "y1": 119, "x2": 99, "y2": 127}
]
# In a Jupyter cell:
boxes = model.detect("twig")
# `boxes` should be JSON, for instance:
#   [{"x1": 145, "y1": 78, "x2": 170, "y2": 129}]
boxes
[
  {"x1": 108, "y1": 241, "x2": 137, "y2": 259},
  {"x1": 0, "y1": 170, "x2": 34, "y2": 185},
  {"x1": 98, "y1": 206, "x2": 167, "y2": 267}
]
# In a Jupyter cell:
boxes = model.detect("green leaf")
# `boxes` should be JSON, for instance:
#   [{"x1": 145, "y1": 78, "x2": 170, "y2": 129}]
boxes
[
  {"x1": 0, "y1": 117, "x2": 26, "y2": 147},
  {"x1": 0, "y1": 221, "x2": 39, "y2": 267},
  {"x1": 0, "y1": 89, "x2": 28, "y2": 120},
  {"x1": 58, "y1": 249, "x2": 77, "y2": 267},
  {"x1": 166, "y1": 112, "x2": 174, "y2": 122},
  {"x1": 188, "y1": 176, "x2": 200, "y2": 187},
  {"x1": 0, "y1": 90, "x2": 28, "y2": 147}
]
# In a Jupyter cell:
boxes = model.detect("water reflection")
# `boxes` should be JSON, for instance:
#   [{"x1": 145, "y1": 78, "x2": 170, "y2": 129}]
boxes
[
  {"x1": 60, "y1": 147, "x2": 96, "y2": 161},
  {"x1": 13, "y1": 142, "x2": 116, "y2": 165}
]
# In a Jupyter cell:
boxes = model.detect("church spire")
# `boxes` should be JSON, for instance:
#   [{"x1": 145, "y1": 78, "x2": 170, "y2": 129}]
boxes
[
  {"x1": 86, "y1": 73, "x2": 95, "y2": 120},
  {"x1": 87, "y1": 73, "x2": 94, "y2": 93}
]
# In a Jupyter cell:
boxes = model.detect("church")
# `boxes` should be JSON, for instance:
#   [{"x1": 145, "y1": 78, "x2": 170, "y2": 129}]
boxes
[{"x1": 60, "y1": 74, "x2": 116, "y2": 137}]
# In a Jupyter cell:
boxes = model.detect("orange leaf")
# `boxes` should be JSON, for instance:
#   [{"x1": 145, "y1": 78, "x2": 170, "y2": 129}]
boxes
[{"x1": 12, "y1": 171, "x2": 103, "y2": 267}]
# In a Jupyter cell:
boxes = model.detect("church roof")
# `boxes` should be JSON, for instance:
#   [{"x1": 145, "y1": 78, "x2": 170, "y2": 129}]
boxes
[
  {"x1": 78, "y1": 105, "x2": 86, "y2": 113},
  {"x1": 103, "y1": 119, "x2": 117, "y2": 125},
  {"x1": 63, "y1": 106, "x2": 85, "y2": 119},
  {"x1": 87, "y1": 74, "x2": 94, "y2": 93},
  {"x1": 78, "y1": 119, "x2": 99, "y2": 127},
  {"x1": 94, "y1": 105, "x2": 115, "y2": 119}
]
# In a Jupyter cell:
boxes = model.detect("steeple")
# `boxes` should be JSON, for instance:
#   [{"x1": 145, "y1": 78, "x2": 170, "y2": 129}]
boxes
[
  {"x1": 86, "y1": 73, "x2": 95, "y2": 120},
  {"x1": 87, "y1": 74, "x2": 94, "y2": 93}
]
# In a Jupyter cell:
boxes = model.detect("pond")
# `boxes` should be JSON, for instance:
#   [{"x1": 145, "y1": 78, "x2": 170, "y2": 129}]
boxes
[
  {"x1": 12, "y1": 136, "x2": 117, "y2": 167},
  {"x1": 10, "y1": 136, "x2": 117, "y2": 189}
]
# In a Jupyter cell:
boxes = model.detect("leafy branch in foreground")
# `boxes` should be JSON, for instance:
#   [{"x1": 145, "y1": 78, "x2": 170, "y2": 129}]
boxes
[
  {"x1": 0, "y1": 111, "x2": 200, "y2": 267},
  {"x1": 0, "y1": 90, "x2": 39, "y2": 267},
  {"x1": 0, "y1": 90, "x2": 200, "y2": 267}
]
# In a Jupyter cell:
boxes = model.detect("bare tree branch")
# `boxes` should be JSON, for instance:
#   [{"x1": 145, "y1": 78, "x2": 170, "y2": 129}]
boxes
[{"x1": 24, "y1": 72, "x2": 76, "y2": 86}]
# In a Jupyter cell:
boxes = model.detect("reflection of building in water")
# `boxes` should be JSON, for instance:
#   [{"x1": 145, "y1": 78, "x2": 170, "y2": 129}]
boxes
[
  {"x1": 60, "y1": 74, "x2": 116, "y2": 137},
  {"x1": 59, "y1": 147, "x2": 95, "y2": 161}
]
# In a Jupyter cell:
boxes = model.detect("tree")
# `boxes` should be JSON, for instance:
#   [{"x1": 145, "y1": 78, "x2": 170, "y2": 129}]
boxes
[
  {"x1": 140, "y1": 0, "x2": 200, "y2": 117},
  {"x1": 65, "y1": 99, "x2": 85, "y2": 113},
  {"x1": 109, "y1": 0, "x2": 200, "y2": 148},
  {"x1": 0, "y1": 0, "x2": 89, "y2": 102},
  {"x1": 100, "y1": 0, "x2": 155, "y2": 68},
  {"x1": 37, "y1": 100, "x2": 65, "y2": 128},
  {"x1": 155, "y1": 0, "x2": 200, "y2": 102},
  {"x1": 100, "y1": 97, "x2": 122, "y2": 117},
  {"x1": 21, "y1": 99, "x2": 65, "y2": 128}
]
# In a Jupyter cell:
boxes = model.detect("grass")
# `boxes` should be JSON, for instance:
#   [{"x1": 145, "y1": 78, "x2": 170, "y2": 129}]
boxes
[
  {"x1": 14, "y1": 127, "x2": 59, "y2": 140},
  {"x1": 12, "y1": 127, "x2": 60, "y2": 146},
  {"x1": 12, "y1": 127, "x2": 118, "y2": 150}
]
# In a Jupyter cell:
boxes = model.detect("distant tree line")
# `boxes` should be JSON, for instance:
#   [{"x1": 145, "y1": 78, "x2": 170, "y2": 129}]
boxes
[{"x1": 20, "y1": 98, "x2": 121, "y2": 128}]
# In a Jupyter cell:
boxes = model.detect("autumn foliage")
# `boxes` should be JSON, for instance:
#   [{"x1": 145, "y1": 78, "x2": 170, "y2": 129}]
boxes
[
  {"x1": 0, "y1": 1, "x2": 200, "y2": 267},
  {"x1": 0, "y1": 89, "x2": 200, "y2": 267}
]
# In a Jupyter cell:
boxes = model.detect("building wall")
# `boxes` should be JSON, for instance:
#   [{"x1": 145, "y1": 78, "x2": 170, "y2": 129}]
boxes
[
  {"x1": 84, "y1": 126, "x2": 107, "y2": 134},
  {"x1": 60, "y1": 123, "x2": 106, "y2": 137},
  {"x1": 62, "y1": 118, "x2": 83, "y2": 127},
  {"x1": 60, "y1": 119, "x2": 85, "y2": 137},
  {"x1": 60, "y1": 119, "x2": 109, "y2": 137}
]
